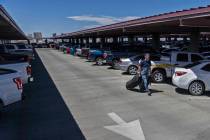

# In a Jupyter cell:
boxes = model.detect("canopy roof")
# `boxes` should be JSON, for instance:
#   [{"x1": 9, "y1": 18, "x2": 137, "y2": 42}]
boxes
[
  {"x1": 57, "y1": 5, "x2": 210, "y2": 39},
  {"x1": 0, "y1": 5, "x2": 27, "y2": 40}
]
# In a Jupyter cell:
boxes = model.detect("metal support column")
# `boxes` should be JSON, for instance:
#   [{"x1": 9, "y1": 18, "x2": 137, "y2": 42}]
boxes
[
  {"x1": 152, "y1": 33, "x2": 160, "y2": 52},
  {"x1": 189, "y1": 31, "x2": 200, "y2": 52}
]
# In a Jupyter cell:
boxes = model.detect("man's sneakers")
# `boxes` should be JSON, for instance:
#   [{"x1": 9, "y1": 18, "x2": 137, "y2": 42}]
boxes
[
  {"x1": 145, "y1": 89, "x2": 152, "y2": 96},
  {"x1": 148, "y1": 91, "x2": 152, "y2": 96}
]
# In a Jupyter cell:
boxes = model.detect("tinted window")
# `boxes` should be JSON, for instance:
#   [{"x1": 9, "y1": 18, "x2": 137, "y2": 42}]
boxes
[
  {"x1": 0, "y1": 69, "x2": 15, "y2": 75},
  {"x1": 17, "y1": 45, "x2": 26, "y2": 49},
  {"x1": 0, "y1": 45, "x2": 5, "y2": 53},
  {"x1": 130, "y1": 55, "x2": 143, "y2": 61},
  {"x1": 151, "y1": 55, "x2": 161, "y2": 61},
  {"x1": 184, "y1": 62, "x2": 201, "y2": 68},
  {"x1": 202, "y1": 53, "x2": 210, "y2": 56},
  {"x1": 191, "y1": 54, "x2": 203, "y2": 62},
  {"x1": 134, "y1": 56, "x2": 144, "y2": 61},
  {"x1": 201, "y1": 64, "x2": 210, "y2": 72},
  {"x1": 177, "y1": 53, "x2": 188, "y2": 62},
  {"x1": 164, "y1": 49, "x2": 178, "y2": 53},
  {"x1": 6, "y1": 45, "x2": 15, "y2": 50}
]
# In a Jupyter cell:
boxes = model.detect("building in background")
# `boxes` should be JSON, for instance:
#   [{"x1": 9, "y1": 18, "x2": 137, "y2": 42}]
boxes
[
  {"x1": 34, "y1": 32, "x2": 43, "y2": 43},
  {"x1": 27, "y1": 34, "x2": 33, "y2": 40},
  {"x1": 52, "y1": 33, "x2": 56, "y2": 38}
]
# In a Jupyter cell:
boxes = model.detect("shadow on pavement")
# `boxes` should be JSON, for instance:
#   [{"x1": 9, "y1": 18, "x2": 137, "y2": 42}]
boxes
[
  {"x1": 0, "y1": 51, "x2": 85, "y2": 140},
  {"x1": 107, "y1": 66, "x2": 119, "y2": 70},
  {"x1": 175, "y1": 88, "x2": 189, "y2": 95},
  {"x1": 175, "y1": 88, "x2": 210, "y2": 97},
  {"x1": 127, "y1": 88, "x2": 163, "y2": 94},
  {"x1": 121, "y1": 72, "x2": 130, "y2": 75}
]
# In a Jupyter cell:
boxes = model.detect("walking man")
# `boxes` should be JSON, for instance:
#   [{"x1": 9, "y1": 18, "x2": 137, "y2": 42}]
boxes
[{"x1": 138, "y1": 53, "x2": 152, "y2": 96}]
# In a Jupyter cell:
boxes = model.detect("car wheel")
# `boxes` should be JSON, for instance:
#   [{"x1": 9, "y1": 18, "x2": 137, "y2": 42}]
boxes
[
  {"x1": 128, "y1": 66, "x2": 138, "y2": 75},
  {"x1": 189, "y1": 81, "x2": 205, "y2": 96},
  {"x1": 96, "y1": 57, "x2": 103, "y2": 66},
  {"x1": 152, "y1": 70, "x2": 166, "y2": 83}
]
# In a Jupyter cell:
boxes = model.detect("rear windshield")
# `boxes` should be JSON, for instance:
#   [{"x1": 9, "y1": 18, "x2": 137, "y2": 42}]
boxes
[
  {"x1": 6, "y1": 45, "x2": 15, "y2": 50},
  {"x1": 202, "y1": 53, "x2": 210, "y2": 56},
  {"x1": 0, "y1": 69, "x2": 16, "y2": 75},
  {"x1": 17, "y1": 45, "x2": 27, "y2": 49},
  {"x1": 130, "y1": 55, "x2": 144, "y2": 61},
  {"x1": 0, "y1": 45, "x2": 5, "y2": 53},
  {"x1": 184, "y1": 62, "x2": 201, "y2": 69}
]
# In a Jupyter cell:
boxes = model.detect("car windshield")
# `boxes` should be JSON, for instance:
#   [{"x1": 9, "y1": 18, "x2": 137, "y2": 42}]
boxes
[{"x1": 184, "y1": 62, "x2": 201, "y2": 68}]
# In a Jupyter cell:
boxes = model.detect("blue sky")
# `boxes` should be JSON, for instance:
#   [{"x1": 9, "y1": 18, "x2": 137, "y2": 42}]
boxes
[{"x1": 1, "y1": 0, "x2": 210, "y2": 37}]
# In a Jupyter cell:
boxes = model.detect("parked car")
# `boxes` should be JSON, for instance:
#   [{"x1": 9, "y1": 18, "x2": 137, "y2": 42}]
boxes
[
  {"x1": 117, "y1": 54, "x2": 160, "y2": 75},
  {"x1": 87, "y1": 49, "x2": 110, "y2": 65},
  {"x1": 0, "y1": 68, "x2": 23, "y2": 111},
  {"x1": 70, "y1": 45, "x2": 80, "y2": 55},
  {"x1": 161, "y1": 47, "x2": 187, "y2": 54},
  {"x1": 173, "y1": 60, "x2": 210, "y2": 96},
  {"x1": 151, "y1": 52, "x2": 205, "y2": 83},
  {"x1": 0, "y1": 44, "x2": 31, "y2": 62},
  {"x1": 76, "y1": 48, "x2": 82, "y2": 56},
  {"x1": 0, "y1": 60, "x2": 33, "y2": 84},
  {"x1": 106, "y1": 52, "x2": 137, "y2": 68},
  {"x1": 201, "y1": 52, "x2": 210, "y2": 60},
  {"x1": 81, "y1": 48, "x2": 90, "y2": 57},
  {"x1": 61, "y1": 44, "x2": 71, "y2": 54},
  {"x1": 58, "y1": 44, "x2": 66, "y2": 52},
  {"x1": 4, "y1": 44, "x2": 34, "y2": 60}
]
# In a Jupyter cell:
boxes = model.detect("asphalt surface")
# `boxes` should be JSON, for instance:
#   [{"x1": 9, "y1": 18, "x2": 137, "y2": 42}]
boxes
[
  {"x1": 2, "y1": 48, "x2": 210, "y2": 140},
  {"x1": 0, "y1": 50, "x2": 85, "y2": 140}
]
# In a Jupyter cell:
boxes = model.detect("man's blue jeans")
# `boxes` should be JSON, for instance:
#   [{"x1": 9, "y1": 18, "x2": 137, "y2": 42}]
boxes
[{"x1": 141, "y1": 74, "x2": 149, "y2": 91}]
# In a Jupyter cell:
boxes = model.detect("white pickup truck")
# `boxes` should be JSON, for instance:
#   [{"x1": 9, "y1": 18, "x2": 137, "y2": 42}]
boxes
[
  {"x1": 4, "y1": 44, "x2": 34, "y2": 60},
  {"x1": 151, "y1": 52, "x2": 205, "y2": 83},
  {"x1": 0, "y1": 61, "x2": 33, "y2": 84},
  {"x1": 0, "y1": 68, "x2": 23, "y2": 110}
]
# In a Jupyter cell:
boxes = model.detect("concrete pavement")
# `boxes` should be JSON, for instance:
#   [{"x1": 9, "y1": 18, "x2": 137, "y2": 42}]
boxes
[{"x1": 35, "y1": 48, "x2": 210, "y2": 140}]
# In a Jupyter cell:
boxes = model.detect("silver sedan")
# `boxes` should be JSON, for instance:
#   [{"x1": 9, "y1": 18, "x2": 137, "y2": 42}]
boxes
[{"x1": 116, "y1": 55, "x2": 159, "y2": 75}]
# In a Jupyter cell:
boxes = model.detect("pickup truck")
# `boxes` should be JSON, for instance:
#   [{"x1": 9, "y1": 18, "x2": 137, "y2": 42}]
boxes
[
  {"x1": 87, "y1": 49, "x2": 110, "y2": 65},
  {"x1": 0, "y1": 60, "x2": 33, "y2": 84},
  {"x1": 0, "y1": 68, "x2": 23, "y2": 111},
  {"x1": 151, "y1": 52, "x2": 205, "y2": 83},
  {"x1": 4, "y1": 44, "x2": 34, "y2": 60},
  {"x1": 0, "y1": 44, "x2": 32, "y2": 61}
]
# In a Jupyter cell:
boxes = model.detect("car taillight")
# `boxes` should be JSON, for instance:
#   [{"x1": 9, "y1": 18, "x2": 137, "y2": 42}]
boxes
[
  {"x1": 175, "y1": 71, "x2": 187, "y2": 76},
  {"x1": 26, "y1": 65, "x2": 32, "y2": 75},
  {"x1": 13, "y1": 78, "x2": 23, "y2": 90},
  {"x1": 27, "y1": 56, "x2": 31, "y2": 62},
  {"x1": 118, "y1": 59, "x2": 122, "y2": 64},
  {"x1": 103, "y1": 53, "x2": 108, "y2": 59}
]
